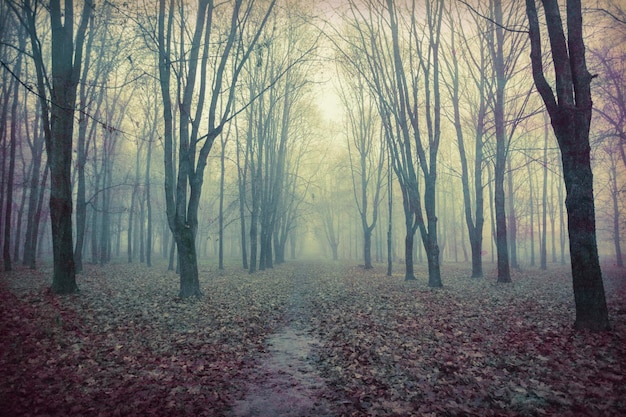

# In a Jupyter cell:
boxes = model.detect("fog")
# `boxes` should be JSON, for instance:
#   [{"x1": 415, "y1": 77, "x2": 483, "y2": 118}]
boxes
[{"x1": 1, "y1": 0, "x2": 624, "y2": 287}]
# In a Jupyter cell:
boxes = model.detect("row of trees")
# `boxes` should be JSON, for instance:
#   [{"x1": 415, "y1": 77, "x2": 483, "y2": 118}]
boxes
[
  {"x1": 323, "y1": 0, "x2": 623, "y2": 329},
  {"x1": 0, "y1": 0, "x2": 624, "y2": 330}
]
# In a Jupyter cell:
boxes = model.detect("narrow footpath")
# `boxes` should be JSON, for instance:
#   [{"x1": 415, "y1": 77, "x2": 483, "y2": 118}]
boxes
[{"x1": 229, "y1": 267, "x2": 337, "y2": 417}]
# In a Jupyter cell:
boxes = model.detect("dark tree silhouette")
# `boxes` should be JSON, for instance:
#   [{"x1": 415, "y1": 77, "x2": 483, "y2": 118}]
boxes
[
  {"x1": 19, "y1": 0, "x2": 93, "y2": 293},
  {"x1": 525, "y1": 0, "x2": 610, "y2": 330}
]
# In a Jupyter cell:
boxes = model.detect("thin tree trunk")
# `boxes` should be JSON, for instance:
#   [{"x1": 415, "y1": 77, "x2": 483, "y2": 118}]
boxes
[
  {"x1": 145, "y1": 136, "x2": 153, "y2": 268},
  {"x1": 527, "y1": 158, "x2": 536, "y2": 266},
  {"x1": 507, "y1": 159, "x2": 518, "y2": 270},
  {"x1": 387, "y1": 153, "x2": 393, "y2": 276},
  {"x1": 236, "y1": 127, "x2": 248, "y2": 269},
  {"x1": 3, "y1": 76, "x2": 19, "y2": 271},
  {"x1": 610, "y1": 163, "x2": 623, "y2": 267},
  {"x1": 541, "y1": 120, "x2": 549, "y2": 270},
  {"x1": 493, "y1": 0, "x2": 511, "y2": 283},
  {"x1": 218, "y1": 135, "x2": 226, "y2": 270}
]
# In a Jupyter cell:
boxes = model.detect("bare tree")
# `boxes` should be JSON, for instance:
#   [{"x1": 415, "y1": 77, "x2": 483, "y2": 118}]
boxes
[
  {"x1": 334, "y1": 0, "x2": 444, "y2": 285},
  {"x1": 526, "y1": 0, "x2": 610, "y2": 330},
  {"x1": 17, "y1": 0, "x2": 93, "y2": 293},
  {"x1": 338, "y1": 69, "x2": 385, "y2": 269},
  {"x1": 2, "y1": 17, "x2": 24, "y2": 271},
  {"x1": 441, "y1": 2, "x2": 491, "y2": 278},
  {"x1": 157, "y1": 0, "x2": 276, "y2": 297}
]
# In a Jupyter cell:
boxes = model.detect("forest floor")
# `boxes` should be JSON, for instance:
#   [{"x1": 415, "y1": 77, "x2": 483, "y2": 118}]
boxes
[{"x1": 0, "y1": 259, "x2": 625, "y2": 417}]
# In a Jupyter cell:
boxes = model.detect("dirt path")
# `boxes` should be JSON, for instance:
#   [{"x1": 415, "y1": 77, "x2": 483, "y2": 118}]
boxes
[{"x1": 229, "y1": 267, "x2": 337, "y2": 417}]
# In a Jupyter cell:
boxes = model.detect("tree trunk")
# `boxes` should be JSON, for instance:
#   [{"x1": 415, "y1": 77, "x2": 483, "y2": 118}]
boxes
[
  {"x1": 403, "y1": 192, "x2": 416, "y2": 281},
  {"x1": 168, "y1": 236, "x2": 176, "y2": 271},
  {"x1": 23, "y1": 112, "x2": 44, "y2": 269},
  {"x1": 218, "y1": 136, "x2": 226, "y2": 270},
  {"x1": 139, "y1": 188, "x2": 145, "y2": 264},
  {"x1": 73, "y1": 14, "x2": 97, "y2": 274},
  {"x1": 610, "y1": 163, "x2": 623, "y2": 267},
  {"x1": 557, "y1": 113, "x2": 609, "y2": 329},
  {"x1": 363, "y1": 228, "x2": 372, "y2": 269},
  {"x1": 24, "y1": 0, "x2": 92, "y2": 293},
  {"x1": 527, "y1": 158, "x2": 536, "y2": 266},
  {"x1": 493, "y1": 0, "x2": 511, "y2": 283},
  {"x1": 541, "y1": 122, "x2": 549, "y2": 270},
  {"x1": 49, "y1": 104, "x2": 78, "y2": 293},
  {"x1": 387, "y1": 152, "x2": 393, "y2": 276},
  {"x1": 177, "y1": 227, "x2": 201, "y2": 298},
  {"x1": 0, "y1": 75, "x2": 8, "y2": 257},
  {"x1": 3, "y1": 77, "x2": 19, "y2": 271},
  {"x1": 236, "y1": 129, "x2": 249, "y2": 269},
  {"x1": 506, "y1": 160, "x2": 518, "y2": 270},
  {"x1": 146, "y1": 139, "x2": 153, "y2": 268},
  {"x1": 423, "y1": 177, "x2": 442, "y2": 287},
  {"x1": 526, "y1": 0, "x2": 609, "y2": 330}
]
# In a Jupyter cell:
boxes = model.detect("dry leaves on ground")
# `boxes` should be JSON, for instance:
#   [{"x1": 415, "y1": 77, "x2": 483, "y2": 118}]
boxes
[
  {"x1": 309, "y1": 263, "x2": 626, "y2": 417},
  {"x1": 0, "y1": 260, "x2": 624, "y2": 417}
]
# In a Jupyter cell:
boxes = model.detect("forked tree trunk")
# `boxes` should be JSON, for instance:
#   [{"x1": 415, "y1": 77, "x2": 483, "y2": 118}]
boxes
[
  {"x1": 23, "y1": 0, "x2": 92, "y2": 293},
  {"x1": 526, "y1": 0, "x2": 609, "y2": 330}
]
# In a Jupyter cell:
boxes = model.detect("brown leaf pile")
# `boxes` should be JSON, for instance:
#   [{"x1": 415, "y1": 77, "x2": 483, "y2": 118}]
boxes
[{"x1": 0, "y1": 260, "x2": 624, "y2": 416}]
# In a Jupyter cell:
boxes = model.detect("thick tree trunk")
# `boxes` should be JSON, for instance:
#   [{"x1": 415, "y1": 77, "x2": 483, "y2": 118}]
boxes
[
  {"x1": 363, "y1": 228, "x2": 372, "y2": 269},
  {"x1": 469, "y1": 236, "x2": 482, "y2": 278},
  {"x1": 555, "y1": 112, "x2": 609, "y2": 330},
  {"x1": 526, "y1": 0, "x2": 609, "y2": 330},
  {"x1": 494, "y1": 164, "x2": 510, "y2": 282},
  {"x1": 176, "y1": 226, "x2": 201, "y2": 298},
  {"x1": 49, "y1": 105, "x2": 78, "y2": 293},
  {"x1": 402, "y1": 189, "x2": 416, "y2": 281},
  {"x1": 423, "y1": 178, "x2": 442, "y2": 287},
  {"x1": 168, "y1": 237, "x2": 175, "y2": 271}
]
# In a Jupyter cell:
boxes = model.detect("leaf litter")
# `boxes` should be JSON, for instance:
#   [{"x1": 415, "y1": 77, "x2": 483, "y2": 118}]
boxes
[{"x1": 0, "y1": 260, "x2": 624, "y2": 416}]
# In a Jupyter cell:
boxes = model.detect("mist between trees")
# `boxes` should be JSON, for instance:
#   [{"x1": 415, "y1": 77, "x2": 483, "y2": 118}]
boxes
[{"x1": 0, "y1": 0, "x2": 624, "y2": 329}]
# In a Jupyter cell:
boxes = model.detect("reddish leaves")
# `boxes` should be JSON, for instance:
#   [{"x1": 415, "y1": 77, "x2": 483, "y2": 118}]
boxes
[
  {"x1": 0, "y1": 263, "x2": 290, "y2": 417},
  {"x1": 0, "y1": 262, "x2": 624, "y2": 416},
  {"x1": 309, "y1": 264, "x2": 626, "y2": 416}
]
